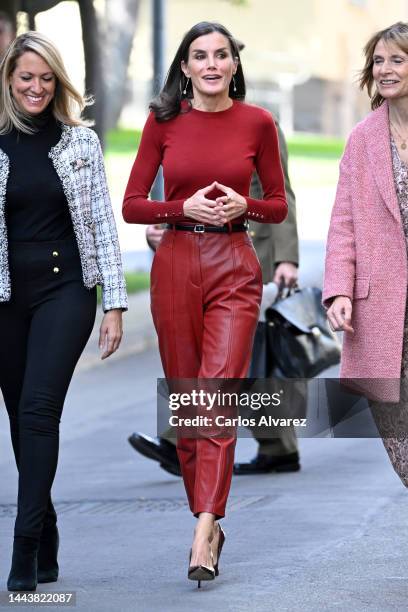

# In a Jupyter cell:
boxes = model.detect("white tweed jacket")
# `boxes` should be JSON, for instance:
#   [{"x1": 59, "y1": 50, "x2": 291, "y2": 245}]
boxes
[{"x1": 0, "y1": 124, "x2": 128, "y2": 312}]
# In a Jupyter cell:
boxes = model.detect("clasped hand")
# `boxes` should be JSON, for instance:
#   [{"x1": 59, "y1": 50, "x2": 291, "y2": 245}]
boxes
[{"x1": 183, "y1": 181, "x2": 247, "y2": 225}]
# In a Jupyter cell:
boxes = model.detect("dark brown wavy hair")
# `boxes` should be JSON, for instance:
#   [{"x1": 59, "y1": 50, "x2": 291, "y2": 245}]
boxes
[
  {"x1": 359, "y1": 21, "x2": 408, "y2": 110},
  {"x1": 150, "y1": 21, "x2": 245, "y2": 122}
]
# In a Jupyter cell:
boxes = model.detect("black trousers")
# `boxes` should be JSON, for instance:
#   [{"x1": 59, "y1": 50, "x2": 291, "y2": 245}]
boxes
[{"x1": 0, "y1": 237, "x2": 96, "y2": 539}]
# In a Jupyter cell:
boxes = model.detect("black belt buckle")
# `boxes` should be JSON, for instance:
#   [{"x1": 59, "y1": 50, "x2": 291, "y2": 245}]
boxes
[{"x1": 194, "y1": 224, "x2": 205, "y2": 233}]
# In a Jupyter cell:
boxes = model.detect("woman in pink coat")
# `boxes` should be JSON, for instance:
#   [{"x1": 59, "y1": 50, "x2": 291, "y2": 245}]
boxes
[{"x1": 323, "y1": 21, "x2": 408, "y2": 485}]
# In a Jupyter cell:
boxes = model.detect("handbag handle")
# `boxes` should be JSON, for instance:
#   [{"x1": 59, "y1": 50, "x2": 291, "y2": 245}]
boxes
[{"x1": 277, "y1": 280, "x2": 300, "y2": 301}]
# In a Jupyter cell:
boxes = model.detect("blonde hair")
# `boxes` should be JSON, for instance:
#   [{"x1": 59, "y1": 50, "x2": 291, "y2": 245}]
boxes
[
  {"x1": 359, "y1": 21, "x2": 408, "y2": 110},
  {"x1": 0, "y1": 31, "x2": 92, "y2": 134}
]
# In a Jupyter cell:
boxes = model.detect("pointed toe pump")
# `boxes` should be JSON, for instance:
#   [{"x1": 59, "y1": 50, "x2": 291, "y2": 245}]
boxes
[
  {"x1": 213, "y1": 525, "x2": 226, "y2": 577},
  {"x1": 188, "y1": 549, "x2": 215, "y2": 588}
]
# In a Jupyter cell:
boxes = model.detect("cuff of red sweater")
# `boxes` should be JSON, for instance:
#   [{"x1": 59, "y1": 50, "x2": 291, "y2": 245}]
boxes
[
  {"x1": 122, "y1": 199, "x2": 187, "y2": 224},
  {"x1": 245, "y1": 197, "x2": 287, "y2": 224}
]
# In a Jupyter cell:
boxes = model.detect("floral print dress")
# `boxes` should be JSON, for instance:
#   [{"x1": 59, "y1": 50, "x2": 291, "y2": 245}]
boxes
[{"x1": 370, "y1": 136, "x2": 408, "y2": 487}]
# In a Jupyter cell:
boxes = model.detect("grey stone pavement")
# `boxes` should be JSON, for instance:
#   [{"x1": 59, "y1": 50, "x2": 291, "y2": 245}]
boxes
[{"x1": 1, "y1": 241, "x2": 408, "y2": 611}]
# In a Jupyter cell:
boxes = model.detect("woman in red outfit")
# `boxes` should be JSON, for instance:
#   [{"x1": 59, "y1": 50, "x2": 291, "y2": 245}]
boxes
[{"x1": 123, "y1": 21, "x2": 287, "y2": 585}]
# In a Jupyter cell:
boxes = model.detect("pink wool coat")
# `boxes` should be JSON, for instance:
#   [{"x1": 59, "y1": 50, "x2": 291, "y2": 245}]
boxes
[{"x1": 323, "y1": 101, "x2": 407, "y2": 400}]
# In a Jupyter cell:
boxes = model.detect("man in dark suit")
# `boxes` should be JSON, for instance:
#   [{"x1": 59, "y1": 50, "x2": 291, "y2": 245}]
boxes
[
  {"x1": 233, "y1": 123, "x2": 300, "y2": 474},
  {"x1": 128, "y1": 118, "x2": 301, "y2": 476}
]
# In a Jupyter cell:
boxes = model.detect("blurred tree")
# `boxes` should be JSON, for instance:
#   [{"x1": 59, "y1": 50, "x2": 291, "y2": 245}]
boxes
[
  {"x1": 104, "y1": 0, "x2": 141, "y2": 130},
  {"x1": 23, "y1": 1, "x2": 61, "y2": 12},
  {"x1": 2, "y1": 0, "x2": 19, "y2": 25},
  {"x1": 0, "y1": 0, "x2": 249, "y2": 138},
  {"x1": 4, "y1": 0, "x2": 106, "y2": 145},
  {"x1": 76, "y1": 0, "x2": 105, "y2": 144}
]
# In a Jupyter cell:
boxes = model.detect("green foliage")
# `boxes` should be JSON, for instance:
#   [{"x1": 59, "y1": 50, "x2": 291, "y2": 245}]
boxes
[
  {"x1": 97, "y1": 271, "x2": 150, "y2": 303},
  {"x1": 106, "y1": 128, "x2": 344, "y2": 160},
  {"x1": 124, "y1": 271, "x2": 150, "y2": 293},
  {"x1": 287, "y1": 135, "x2": 345, "y2": 159},
  {"x1": 106, "y1": 128, "x2": 142, "y2": 155}
]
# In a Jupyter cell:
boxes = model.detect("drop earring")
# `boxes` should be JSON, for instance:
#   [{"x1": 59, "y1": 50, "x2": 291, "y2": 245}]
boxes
[
  {"x1": 233, "y1": 76, "x2": 237, "y2": 92},
  {"x1": 183, "y1": 77, "x2": 190, "y2": 95}
]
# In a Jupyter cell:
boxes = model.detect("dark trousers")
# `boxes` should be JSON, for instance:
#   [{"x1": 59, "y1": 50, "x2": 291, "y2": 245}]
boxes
[{"x1": 0, "y1": 237, "x2": 96, "y2": 539}]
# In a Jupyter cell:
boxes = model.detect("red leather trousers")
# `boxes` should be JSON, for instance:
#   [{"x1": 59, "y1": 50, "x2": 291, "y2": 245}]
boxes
[{"x1": 151, "y1": 229, "x2": 262, "y2": 518}]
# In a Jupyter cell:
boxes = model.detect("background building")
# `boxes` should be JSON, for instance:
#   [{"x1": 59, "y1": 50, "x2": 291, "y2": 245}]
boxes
[{"x1": 30, "y1": 0, "x2": 408, "y2": 136}]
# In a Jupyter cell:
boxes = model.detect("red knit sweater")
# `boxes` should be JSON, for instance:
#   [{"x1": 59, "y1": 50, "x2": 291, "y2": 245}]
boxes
[{"x1": 122, "y1": 100, "x2": 287, "y2": 225}]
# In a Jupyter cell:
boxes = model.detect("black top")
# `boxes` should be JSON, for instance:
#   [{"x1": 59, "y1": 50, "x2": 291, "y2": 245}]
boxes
[{"x1": 0, "y1": 109, "x2": 73, "y2": 241}]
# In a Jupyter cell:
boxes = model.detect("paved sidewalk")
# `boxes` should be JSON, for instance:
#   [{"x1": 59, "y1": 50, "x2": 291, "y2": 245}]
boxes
[
  {"x1": 1, "y1": 346, "x2": 406, "y2": 612},
  {"x1": 6, "y1": 241, "x2": 399, "y2": 612}
]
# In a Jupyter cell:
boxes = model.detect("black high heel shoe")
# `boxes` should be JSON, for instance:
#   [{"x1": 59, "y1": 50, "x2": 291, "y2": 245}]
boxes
[
  {"x1": 37, "y1": 524, "x2": 59, "y2": 583},
  {"x1": 188, "y1": 548, "x2": 215, "y2": 588},
  {"x1": 213, "y1": 525, "x2": 226, "y2": 577},
  {"x1": 7, "y1": 537, "x2": 38, "y2": 592}
]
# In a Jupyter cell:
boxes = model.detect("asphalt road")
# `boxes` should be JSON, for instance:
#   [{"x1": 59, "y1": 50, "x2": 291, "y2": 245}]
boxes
[
  {"x1": 1, "y1": 241, "x2": 407, "y2": 611},
  {"x1": 1, "y1": 346, "x2": 408, "y2": 612}
]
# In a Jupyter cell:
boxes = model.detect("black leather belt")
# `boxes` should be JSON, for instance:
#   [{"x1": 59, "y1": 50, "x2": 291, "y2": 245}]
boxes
[{"x1": 165, "y1": 223, "x2": 247, "y2": 233}]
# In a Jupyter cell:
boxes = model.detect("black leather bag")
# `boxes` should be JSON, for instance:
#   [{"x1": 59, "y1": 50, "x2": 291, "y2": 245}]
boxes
[
  {"x1": 265, "y1": 287, "x2": 341, "y2": 378},
  {"x1": 248, "y1": 321, "x2": 273, "y2": 378}
]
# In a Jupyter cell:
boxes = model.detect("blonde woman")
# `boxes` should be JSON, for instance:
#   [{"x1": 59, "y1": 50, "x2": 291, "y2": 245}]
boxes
[{"x1": 0, "y1": 32, "x2": 127, "y2": 592}]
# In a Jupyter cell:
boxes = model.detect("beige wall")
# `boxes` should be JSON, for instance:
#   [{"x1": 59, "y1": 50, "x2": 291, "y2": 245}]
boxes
[
  {"x1": 30, "y1": 0, "x2": 408, "y2": 133},
  {"x1": 313, "y1": 0, "x2": 407, "y2": 80},
  {"x1": 128, "y1": 0, "x2": 408, "y2": 132},
  {"x1": 131, "y1": 0, "x2": 407, "y2": 84}
]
